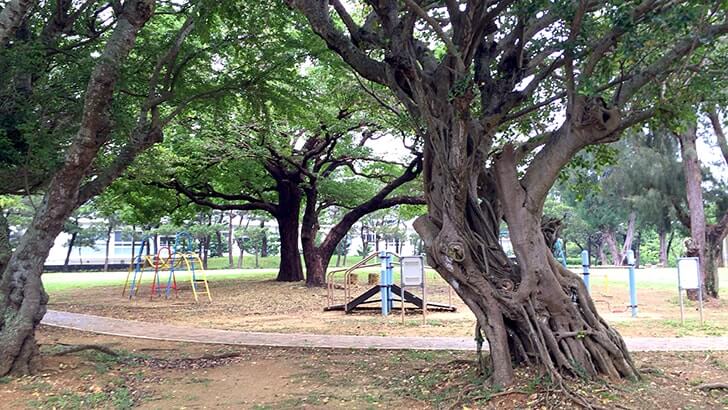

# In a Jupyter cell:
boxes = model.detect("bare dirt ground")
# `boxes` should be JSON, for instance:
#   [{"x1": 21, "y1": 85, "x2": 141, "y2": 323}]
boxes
[
  {"x1": 1, "y1": 326, "x2": 726, "y2": 409},
  {"x1": 48, "y1": 274, "x2": 728, "y2": 338}
]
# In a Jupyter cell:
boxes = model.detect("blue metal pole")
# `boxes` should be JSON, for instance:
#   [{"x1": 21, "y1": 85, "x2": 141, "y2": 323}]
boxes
[
  {"x1": 627, "y1": 250, "x2": 637, "y2": 317},
  {"x1": 129, "y1": 236, "x2": 148, "y2": 297},
  {"x1": 379, "y1": 251, "x2": 389, "y2": 316},
  {"x1": 581, "y1": 250, "x2": 590, "y2": 293},
  {"x1": 388, "y1": 253, "x2": 394, "y2": 312},
  {"x1": 166, "y1": 248, "x2": 176, "y2": 298}
]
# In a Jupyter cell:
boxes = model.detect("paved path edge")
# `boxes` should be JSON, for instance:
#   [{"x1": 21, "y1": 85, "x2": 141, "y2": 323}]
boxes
[{"x1": 41, "y1": 310, "x2": 728, "y2": 353}]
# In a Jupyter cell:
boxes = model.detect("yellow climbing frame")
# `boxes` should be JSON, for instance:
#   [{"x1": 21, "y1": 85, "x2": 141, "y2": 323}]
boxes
[
  {"x1": 122, "y1": 255, "x2": 159, "y2": 298},
  {"x1": 181, "y1": 253, "x2": 212, "y2": 302}
]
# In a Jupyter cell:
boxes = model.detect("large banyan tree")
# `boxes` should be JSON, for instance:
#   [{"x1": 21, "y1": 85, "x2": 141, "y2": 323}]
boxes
[{"x1": 288, "y1": 0, "x2": 728, "y2": 386}]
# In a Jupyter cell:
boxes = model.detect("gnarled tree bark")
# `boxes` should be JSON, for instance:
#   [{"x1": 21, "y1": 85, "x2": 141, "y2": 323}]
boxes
[
  {"x1": 0, "y1": 0, "x2": 36, "y2": 45},
  {"x1": 0, "y1": 209, "x2": 10, "y2": 275},
  {"x1": 413, "y1": 97, "x2": 638, "y2": 387},
  {"x1": 0, "y1": 0, "x2": 155, "y2": 376},
  {"x1": 287, "y1": 0, "x2": 727, "y2": 387}
]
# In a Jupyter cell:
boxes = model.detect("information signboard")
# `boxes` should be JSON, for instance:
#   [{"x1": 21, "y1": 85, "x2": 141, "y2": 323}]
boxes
[
  {"x1": 677, "y1": 257, "x2": 700, "y2": 290},
  {"x1": 676, "y1": 257, "x2": 703, "y2": 325},
  {"x1": 401, "y1": 256, "x2": 424, "y2": 287}
]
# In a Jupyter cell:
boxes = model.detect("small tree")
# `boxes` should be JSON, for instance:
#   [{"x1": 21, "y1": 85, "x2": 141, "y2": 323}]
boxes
[{"x1": 241, "y1": 227, "x2": 268, "y2": 269}]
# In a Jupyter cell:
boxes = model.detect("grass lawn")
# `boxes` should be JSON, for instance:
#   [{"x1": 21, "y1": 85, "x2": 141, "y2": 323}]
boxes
[
  {"x1": 42, "y1": 269, "x2": 279, "y2": 293},
  {"x1": 43, "y1": 260, "x2": 727, "y2": 296}
]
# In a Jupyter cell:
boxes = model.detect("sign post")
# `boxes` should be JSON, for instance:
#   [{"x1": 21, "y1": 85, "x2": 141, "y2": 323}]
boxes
[
  {"x1": 379, "y1": 252, "x2": 393, "y2": 316},
  {"x1": 581, "y1": 250, "x2": 590, "y2": 293},
  {"x1": 677, "y1": 257, "x2": 703, "y2": 326},
  {"x1": 400, "y1": 255, "x2": 426, "y2": 325},
  {"x1": 627, "y1": 250, "x2": 637, "y2": 318}
]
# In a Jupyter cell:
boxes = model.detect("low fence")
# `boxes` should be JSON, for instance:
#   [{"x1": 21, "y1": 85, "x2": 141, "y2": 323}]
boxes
[{"x1": 43, "y1": 264, "x2": 128, "y2": 273}]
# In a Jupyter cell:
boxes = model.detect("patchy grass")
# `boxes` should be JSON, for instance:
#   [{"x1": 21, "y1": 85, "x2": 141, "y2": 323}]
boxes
[
  {"x1": 30, "y1": 387, "x2": 134, "y2": 410},
  {"x1": 661, "y1": 319, "x2": 728, "y2": 336}
]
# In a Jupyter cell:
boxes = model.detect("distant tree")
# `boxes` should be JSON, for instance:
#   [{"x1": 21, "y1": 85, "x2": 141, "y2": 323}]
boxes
[
  {"x1": 673, "y1": 112, "x2": 728, "y2": 298},
  {"x1": 164, "y1": 66, "x2": 424, "y2": 285}
]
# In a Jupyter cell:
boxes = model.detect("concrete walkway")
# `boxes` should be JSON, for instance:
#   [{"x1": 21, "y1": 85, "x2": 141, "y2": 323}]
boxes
[{"x1": 42, "y1": 310, "x2": 728, "y2": 352}]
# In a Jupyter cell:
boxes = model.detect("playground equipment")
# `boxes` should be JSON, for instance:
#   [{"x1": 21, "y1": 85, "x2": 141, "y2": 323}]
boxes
[
  {"x1": 170, "y1": 232, "x2": 211, "y2": 303},
  {"x1": 122, "y1": 236, "x2": 159, "y2": 299},
  {"x1": 149, "y1": 246, "x2": 177, "y2": 299},
  {"x1": 324, "y1": 251, "x2": 456, "y2": 318},
  {"x1": 122, "y1": 232, "x2": 211, "y2": 302}
]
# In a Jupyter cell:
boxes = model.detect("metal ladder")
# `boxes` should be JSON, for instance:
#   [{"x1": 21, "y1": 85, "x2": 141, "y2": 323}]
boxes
[{"x1": 183, "y1": 253, "x2": 212, "y2": 302}]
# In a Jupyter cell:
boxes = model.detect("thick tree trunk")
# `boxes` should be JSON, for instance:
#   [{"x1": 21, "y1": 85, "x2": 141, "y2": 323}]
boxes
[
  {"x1": 302, "y1": 249, "x2": 332, "y2": 287},
  {"x1": 301, "y1": 188, "x2": 327, "y2": 287},
  {"x1": 275, "y1": 183, "x2": 303, "y2": 282},
  {"x1": 63, "y1": 232, "x2": 77, "y2": 267},
  {"x1": 598, "y1": 241, "x2": 608, "y2": 266},
  {"x1": 658, "y1": 229, "x2": 668, "y2": 267},
  {"x1": 0, "y1": 210, "x2": 11, "y2": 274},
  {"x1": 677, "y1": 124, "x2": 716, "y2": 297},
  {"x1": 705, "y1": 215, "x2": 727, "y2": 298},
  {"x1": 0, "y1": 0, "x2": 36, "y2": 45},
  {"x1": 705, "y1": 235, "x2": 722, "y2": 296},
  {"x1": 0, "y1": 0, "x2": 154, "y2": 377},
  {"x1": 621, "y1": 212, "x2": 637, "y2": 261},
  {"x1": 414, "y1": 126, "x2": 637, "y2": 387},
  {"x1": 602, "y1": 230, "x2": 621, "y2": 266}
]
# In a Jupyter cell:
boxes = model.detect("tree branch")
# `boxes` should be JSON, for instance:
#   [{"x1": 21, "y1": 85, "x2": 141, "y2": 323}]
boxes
[
  {"x1": 287, "y1": 0, "x2": 388, "y2": 85},
  {"x1": 617, "y1": 19, "x2": 728, "y2": 106},
  {"x1": 169, "y1": 180, "x2": 278, "y2": 215},
  {"x1": 403, "y1": 0, "x2": 464, "y2": 70},
  {"x1": 707, "y1": 107, "x2": 728, "y2": 165}
]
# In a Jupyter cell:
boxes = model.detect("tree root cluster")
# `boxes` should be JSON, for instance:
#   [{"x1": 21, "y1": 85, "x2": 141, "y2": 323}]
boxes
[{"x1": 51, "y1": 344, "x2": 119, "y2": 357}]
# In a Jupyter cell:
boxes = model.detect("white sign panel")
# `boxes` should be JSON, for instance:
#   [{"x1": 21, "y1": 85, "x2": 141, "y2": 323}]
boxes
[
  {"x1": 401, "y1": 256, "x2": 424, "y2": 286},
  {"x1": 677, "y1": 257, "x2": 700, "y2": 290}
]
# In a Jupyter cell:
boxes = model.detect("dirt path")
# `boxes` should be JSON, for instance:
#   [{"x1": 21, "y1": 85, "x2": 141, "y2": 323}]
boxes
[
  {"x1": 3, "y1": 326, "x2": 725, "y2": 409},
  {"x1": 43, "y1": 309, "x2": 728, "y2": 352}
]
